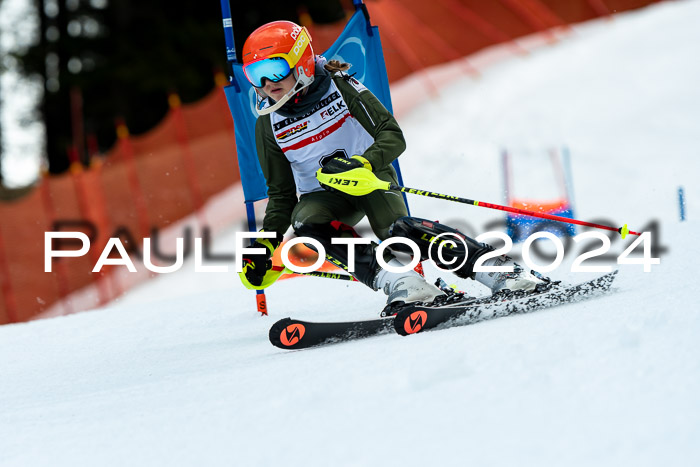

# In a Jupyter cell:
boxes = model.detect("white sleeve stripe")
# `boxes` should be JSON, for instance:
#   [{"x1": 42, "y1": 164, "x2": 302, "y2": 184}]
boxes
[{"x1": 358, "y1": 101, "x2": 375, "y2": 128}]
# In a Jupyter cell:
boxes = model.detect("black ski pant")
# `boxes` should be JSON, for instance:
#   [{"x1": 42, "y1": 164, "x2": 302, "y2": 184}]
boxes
[
  {"x1": 290, "y1": 191, "x2": 493, "y2": 288},
  {"x1": 291, "y1": 188, "x2": 408, "y2": 288}
]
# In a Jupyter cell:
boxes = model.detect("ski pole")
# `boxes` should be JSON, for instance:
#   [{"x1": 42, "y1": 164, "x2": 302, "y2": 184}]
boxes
[
  {"x1": 271, "y1": 265, "x2": 359, "y2": 282},
  {"x1": 316, "y1": 168, "x2": 642, "y2": 239}
]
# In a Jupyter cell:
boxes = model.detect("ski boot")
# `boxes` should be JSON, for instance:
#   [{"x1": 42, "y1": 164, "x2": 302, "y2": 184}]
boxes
[
  {"x1": 475, "y1": 255, "x2": 553, "y2": 294},
  {"x1": 377, "y1": 261, "x2": 445, "y2": 317}
]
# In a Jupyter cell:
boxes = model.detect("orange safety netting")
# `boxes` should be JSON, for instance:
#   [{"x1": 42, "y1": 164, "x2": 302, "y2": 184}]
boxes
[
  {"x1": 0, "y1": 0, "x2": 659, "y2": 324},
  {"x1": 0, "y1": 88, "x2": 239, "y2": 324}
]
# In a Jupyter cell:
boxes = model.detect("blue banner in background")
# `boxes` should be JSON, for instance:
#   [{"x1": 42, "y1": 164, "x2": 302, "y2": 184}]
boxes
[
  {"x1": 224, "y1": 9, "x2": 397, "y2": 203},
  {"x1": 324, "y1": 10, "x2": 394, "y2": 115}
]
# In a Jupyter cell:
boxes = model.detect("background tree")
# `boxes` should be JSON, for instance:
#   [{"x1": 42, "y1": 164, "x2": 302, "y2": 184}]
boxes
[
  {"x1": 13, "y1": 0, "x2": 345, "y2": 175},
  {"x1": 1, "y1": 0, "x2": 7, "y2": 183}
]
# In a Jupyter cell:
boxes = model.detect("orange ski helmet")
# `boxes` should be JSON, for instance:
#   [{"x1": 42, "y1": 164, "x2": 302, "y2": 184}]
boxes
[{"x1": 242, "y1": 21, "x2": 315, "y2": 90}]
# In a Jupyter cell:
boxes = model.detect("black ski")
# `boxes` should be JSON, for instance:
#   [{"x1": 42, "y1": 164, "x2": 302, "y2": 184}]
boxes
[
  {"x1": 269, "y1": 316, "x2": 395, "y2": 350},
  {"x1": 394, "y1": 270, "x2": 618, "y2": 336},
  {"x1": 268, "y1": 271, "x2": 618, "y2": 349}
]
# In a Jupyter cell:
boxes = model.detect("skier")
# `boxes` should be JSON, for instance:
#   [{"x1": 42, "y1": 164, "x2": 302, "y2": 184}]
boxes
[{"x1": 238, "y1": 20, "x2": 546, "y2": 314}]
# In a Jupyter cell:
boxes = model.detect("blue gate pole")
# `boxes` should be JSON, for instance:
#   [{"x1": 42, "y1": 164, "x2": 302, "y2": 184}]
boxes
[
  {"x1": 219, "y1": 0, "x2": 237, "y2": 73},
  {"x1": 679, "y1": 186, "x2": 686, "y2": 221},
  {"x1": 561, "y1": 145, "x2": 577, "y2": 212},
  {"x1": 219, "y1": 0, "x2": 267, "y2": 315}
]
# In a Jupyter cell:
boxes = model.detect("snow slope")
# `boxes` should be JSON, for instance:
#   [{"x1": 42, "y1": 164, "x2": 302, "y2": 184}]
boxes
[{"x1": 2, "y1": 2, "x2": 700, "y2": 466}]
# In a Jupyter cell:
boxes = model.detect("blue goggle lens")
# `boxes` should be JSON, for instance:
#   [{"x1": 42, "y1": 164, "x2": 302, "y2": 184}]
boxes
[{"x1": 244, "y1": 57, "x2": 292, "y2": 88}]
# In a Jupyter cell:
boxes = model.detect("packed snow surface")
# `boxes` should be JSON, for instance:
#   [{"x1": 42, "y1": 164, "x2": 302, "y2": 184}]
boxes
[{"x1": 2, "y1": 2, "x2": 700, "y2": 466}]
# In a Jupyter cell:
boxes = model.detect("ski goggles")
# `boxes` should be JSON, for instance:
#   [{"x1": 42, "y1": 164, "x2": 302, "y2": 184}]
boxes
[{"x1": 243, "y1": 27, "x2": 311, "y2": 88}]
